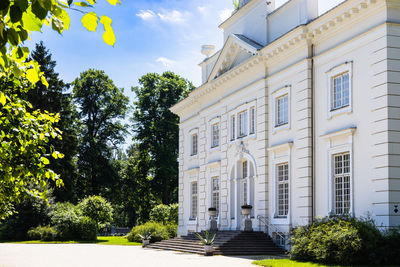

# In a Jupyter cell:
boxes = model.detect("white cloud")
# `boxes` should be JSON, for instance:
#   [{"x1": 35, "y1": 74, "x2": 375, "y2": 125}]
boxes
[
  {"x1": 219, "y1": 8, "x2": 233, "y2": 22},
  {"x1": 157, "y1": 10, "x2": 191, "y2": 24},
  {"x1": 136, "y1": 9, "x2": 156, "y2": 20},
  {"x1": 156, "y1": 57, "x2": 176, "y2": 67},
  {"x1": 197, "y1": 6, "x2": 208, "y2": 14}
]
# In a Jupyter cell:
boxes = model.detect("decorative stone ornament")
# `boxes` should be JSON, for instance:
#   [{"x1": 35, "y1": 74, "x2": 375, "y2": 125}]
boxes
[
  {"x1": 142, "y1": 239, "x2": 150, "y2": 247},
  {"x1": 208, "y1": 207, "x2": 218, "y2": 231},
  {"x1": 241, "y1": 204, "x2": 253, "y2": 232},
  {"x1": 204, "y1": 245, "x2": 213, "y2": 256}
]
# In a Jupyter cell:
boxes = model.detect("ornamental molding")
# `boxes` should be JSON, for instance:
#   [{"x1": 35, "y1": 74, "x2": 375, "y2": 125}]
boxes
[{"x1": 170, "y1": 0, "x2": 380, "y2": 117}]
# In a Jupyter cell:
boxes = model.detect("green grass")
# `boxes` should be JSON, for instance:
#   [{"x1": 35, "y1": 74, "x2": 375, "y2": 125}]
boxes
[
  {"x1": 2, "y1": 236, "x2": 141, "y2": 246},
  {"x1": 252, "y1": 259, "x2": 397, "y2": 267}
]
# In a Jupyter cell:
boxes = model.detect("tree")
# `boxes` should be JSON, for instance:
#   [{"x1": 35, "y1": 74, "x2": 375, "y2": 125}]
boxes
[
  {"x1": 131, "y1": 72, "x2": 194, "y2": 204},
  {"x1": 73, "y1": 69, "x2": 129, "y2": 197},
  {"x1": 0, "y1": 0, "x2": 120, "y2": 220},
  {"x1": 78, "y1": 195, "x2": 113, "y2": 231},
  {"x1": 28, "y1": 42, "x2": 79, "y2": 203}
]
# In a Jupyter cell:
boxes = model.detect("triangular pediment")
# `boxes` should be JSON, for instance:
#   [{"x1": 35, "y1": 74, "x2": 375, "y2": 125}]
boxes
[{"x1": 208, "y1": 34, "x2": 263, "y2": 82}]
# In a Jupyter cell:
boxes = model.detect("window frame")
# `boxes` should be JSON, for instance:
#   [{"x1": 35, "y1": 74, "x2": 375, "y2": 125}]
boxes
[
  {"x1": 249, "y1": 106, "x2": 255, "y2": 135},
  {"x1": 332, "y1": 152, "x2": 351, "y2": 215},
  {"x1": 190, "y1": 181, "x2": 198, "y2": 220},
  {"x1": 191, "y1": 133, "x2": 198, "y2": 156},
  {"x1": 238, "y1": 110, "x2": 248, "y2": 138},
  {"x1": 211, "y1": 123, "x2": 220, "y2": 148},
  {"x1": 276, "y1": 163, "x2": 289, "y2": 217},
  {"x1": 272, "y1": 85, "x2": 291, "y2": 134},
  {"x1": 276, "y1": 94, "x2": 289, "y2": 127},
  {"x1": 326, "y1": 62, "x2": 353, "y2": 119},
  {"x1": 211, "y1": 177, "x2": 220, "y2": 214}
]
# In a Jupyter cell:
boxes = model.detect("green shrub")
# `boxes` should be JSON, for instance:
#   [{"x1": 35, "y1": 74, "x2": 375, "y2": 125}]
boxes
[
  {"x1": 126, "y1": 222, "x2": 170, "y2": 243},
  {"x1": 50, "y1": 202, "x2": 96, "y2": 241},
  {"x1": 165, "y1": 223, "x2": 177, "y2": 238},
  {"x1": 27, "y1": 226, "x2": 58, "y2": 241},
  {"x1": 290, "y1": 216, "x2": 381, "y2": 265},
  {"x1": 149, "y1": 203, "x2": 178, "y2": 224},
  {"x1": 77, "y1": 196, "x2": 113, "y2": 230},
  {"x1": 376, "y1": 228, "x2": 400, "y2": 265}
]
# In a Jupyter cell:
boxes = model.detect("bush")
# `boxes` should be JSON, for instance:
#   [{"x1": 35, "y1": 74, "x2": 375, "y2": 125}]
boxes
[
  {"x1": 77, "y1": 196, "x2": 113, "y2": 230},
  {"x1": 126, "y1": 222, "x2": 170, "y2": 243},
  {"x1": 27, "y1": 226, "x2": 58, "y2": 241},
  {"x1": 290, "y1": 216, "x2": 381, "y2": 265},
  {"x1": 50, "y1": 202, "x2": 96, "y2": 241},
  {"x1": 149, "y1": 203, "x2": 178, "y2": 225},
  {"x1": 165, "y1": 223, "x2": 177, "y2": 239},
  {"x1": 376, "y1": 228, "x2": 400, "y2": 265}
]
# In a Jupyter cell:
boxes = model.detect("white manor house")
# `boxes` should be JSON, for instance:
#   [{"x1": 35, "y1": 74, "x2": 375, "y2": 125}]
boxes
[{"x1": 170, "y1": 0, "x2": 400, "y2": 239}]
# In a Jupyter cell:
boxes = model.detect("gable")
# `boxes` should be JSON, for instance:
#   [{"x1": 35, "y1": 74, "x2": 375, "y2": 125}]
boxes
[{"x1": 208, "y1": 34, "x2": 263, "y2": 82}]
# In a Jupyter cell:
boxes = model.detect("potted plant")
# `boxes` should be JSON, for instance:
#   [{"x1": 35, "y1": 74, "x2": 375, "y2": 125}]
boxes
[
  {"x1": 196, "y1": 231, "x2": 216, "y2": 256},
  {"x1": 208, "y1": 207, "x2": 217, "y2": 218},
  {"x1": 241, "y1": 204, "x2": 253, "y2": 218},
  {"x1": 138, "y1": 231, "x2": 152, "y2": 247}
]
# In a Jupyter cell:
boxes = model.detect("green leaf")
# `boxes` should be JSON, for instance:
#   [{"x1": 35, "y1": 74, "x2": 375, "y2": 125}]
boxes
[
  {"x1": 87, "y1": 0, "x2": 96, "y2": 4},
  {"x1": 0, "y1": 92, "x2": 6, "y2": 106},
  {"x1": 21, "y1": 7, "x2": 43, "y2": 32},
  {"x1": 26, "y1": 68, "x2": 40, "y2": 84},
  {"x1": 0, "y1": 0, "x2": 10, "y2": 11},
  {"x1": 10, "y1": 5, "x2": 23, "y2": 23},
  {"x1": 74, "y1": 2, "x2": 90, "y2": 7},
  {"x1": 31, "y1": 0, "x2": 48, "y2": 20},
  {"x1": 40, "y1": 157, "x2": 50, "y2": 165},
  {"x1": 6, "y1": 28, "x2": 19, "y2": 46},
  {"x1": 106, "y1": 0, "x2": 120, "y2": 5},
  {"x1": 53, "y1": 7, "x2": 70, "y2": 30},
  {"x1": 100, "y1": 15, "x2": 115, "y2": 46},
  {"x1": 18, "y1": 28, "x2": 28, "y2": 42},
  {"x1": 81, "y1": 12, "x2": 98, "y2": 32},
  {"x1": 51, "y1": 17, "x2": 63, "y2": 33},
  {"x1": 15, "y1": 0, "x2": 28, "y2": 12}
]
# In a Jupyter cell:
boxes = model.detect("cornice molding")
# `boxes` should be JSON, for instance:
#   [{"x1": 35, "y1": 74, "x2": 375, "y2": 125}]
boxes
[{"x1": 170, "y1": 0, "x2": 380, "y2": 117}]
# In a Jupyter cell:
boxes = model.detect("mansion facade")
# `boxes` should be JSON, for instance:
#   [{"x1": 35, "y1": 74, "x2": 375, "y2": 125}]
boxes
[{"x1": 170, "y1": 0, "x2": 400, "y2": 239}]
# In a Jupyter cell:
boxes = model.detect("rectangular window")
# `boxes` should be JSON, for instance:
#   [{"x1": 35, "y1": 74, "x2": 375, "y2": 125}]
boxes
[
  {"x1": 191, "y1": 182, "x2": 198, "y2": 219},
  {"x1": 250, "y1": 107, "x2": 255, "y2": 134},
  {"x1": 212, "y1": 177, "x2": 220, "y2": 213},
  {"x1": 211, "y1": 123, "x2": 219, "y2": 148},
  {"x1": 231, "y1": 115, "x2": 236, "y2": 140},
  {"x1": 276, "y1": 95, "x2": 289, "y2": 126},
  {"x1": 191, "y1": 134, "x2": 198, "y2": 156},
  {"x1": 238, "y1": 111, "x2": 248, "y2": 137},
  {"x1": 277, "y1": 163, "x2": 289, "y2": 217},
  {"x1": 333, "y1": 153, "x2": 351, "y2": 215},
  {"x1": 243, "y1": 180, "x2": 248, "y2": 205},
  {"x1": 331, "y1": 72, "x2": 350, "y2": 110},
  {"x1": 242, "y1": 160, "x2": 248, "y2": 178}
]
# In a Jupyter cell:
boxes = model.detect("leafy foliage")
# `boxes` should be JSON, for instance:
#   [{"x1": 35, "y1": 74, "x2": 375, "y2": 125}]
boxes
[
  {"x1": 28, "y1": 42, "x2": 79, "y2": 203},
  {"x1": 0, "y1": 0, "x2": 120, "y2": 220},
  {"x1": 132, "y1": 72, "x2": 194, "y2": 205},
  {"x1": 149, "y1": 203, "x2": 178, "y2": 225},
  {"x1": 290, "y1": 216, "x2": 386, "y2": 265},
  {"x1": 73, "y1": 69, "x2": 129, "y2": 197},
  {"x1": 196, "y1": 231, "x2": 216, "y2": 246},
  {"x1": 77, "y1": 195, "x2": 113, "y2": 229},
  {"x1": 27, "y1": 225, "x2": 58, "y2": 241},
  {"x1": 126, "y1": 221, "x2": 175, "y2": 243}
]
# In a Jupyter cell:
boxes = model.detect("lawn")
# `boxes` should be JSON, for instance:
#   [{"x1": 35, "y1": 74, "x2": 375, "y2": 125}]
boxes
[
  {"x1": 3, "y1": 236, "x2": 141, "y2": 246},
  {"x1": 252, "y1": 259, "x2": 397, "y2": 267}
]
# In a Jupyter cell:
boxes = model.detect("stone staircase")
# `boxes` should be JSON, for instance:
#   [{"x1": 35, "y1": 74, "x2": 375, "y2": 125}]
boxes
[{"x1": 146, "y1": 231, "x2": 285, "y2": 256}]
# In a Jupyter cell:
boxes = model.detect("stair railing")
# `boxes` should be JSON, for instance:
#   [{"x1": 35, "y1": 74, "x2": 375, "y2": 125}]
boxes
[{"x1": 257, "y1": 215, "x2": 289, "y2": 250}]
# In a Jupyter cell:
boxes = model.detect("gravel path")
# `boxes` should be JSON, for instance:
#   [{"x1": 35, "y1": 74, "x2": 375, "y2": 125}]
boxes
[{"x1": 0, "y1": 244, "x2": 261, "y2": 267}]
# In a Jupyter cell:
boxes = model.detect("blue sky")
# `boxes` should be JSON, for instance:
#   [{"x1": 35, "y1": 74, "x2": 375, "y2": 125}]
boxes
[
  {"x1": 29, "y1": 0, "x2": 344, "y2": 147},
  {"x1": 30, "y1": 0, "x2": 345, "y2": 99}
]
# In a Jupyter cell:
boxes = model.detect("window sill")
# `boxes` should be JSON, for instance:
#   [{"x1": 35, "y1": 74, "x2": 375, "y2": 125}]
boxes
[
  {"x1": 328, "y1": 105, "x2": 352, "y2": 120},
  {"x1": 273, "y1": 123, "x2": 290, "y2": 134}
]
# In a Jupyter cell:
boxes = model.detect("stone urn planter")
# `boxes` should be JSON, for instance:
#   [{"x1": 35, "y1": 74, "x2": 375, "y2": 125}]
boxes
[
  {"x1": 142, "y1": 239, "x2": 150, "y2": 247},
  {"x1": 208, "y1": 207, "x2": 217, "y2": 218},
  {"x1": 241, "y1": 204, "x2": 253, "y2": 232},
  {"x1": 208, "y1": 207, "x2": 218, "y2": 231},
  {"x1": 241, "y1": 204, "x2": 253, "y2": 218},
  {"x1": 204, "y1": 245, "x2": 213, "y2": 255}
]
